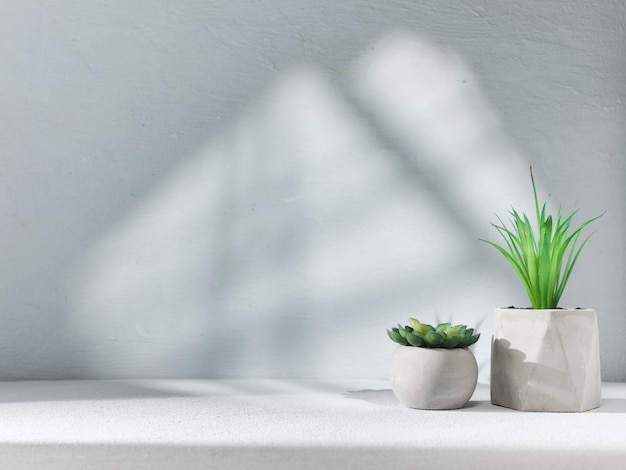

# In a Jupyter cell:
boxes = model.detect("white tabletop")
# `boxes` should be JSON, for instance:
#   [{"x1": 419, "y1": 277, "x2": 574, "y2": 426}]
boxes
[{"x1": 0, "y1": 379, "x2": 624, "y2": 469}]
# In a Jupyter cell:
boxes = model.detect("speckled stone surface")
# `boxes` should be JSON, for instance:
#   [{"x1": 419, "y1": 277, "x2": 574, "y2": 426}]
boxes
[{"x1": 0, "y1": 379, "x2": 624, "y2": 469}]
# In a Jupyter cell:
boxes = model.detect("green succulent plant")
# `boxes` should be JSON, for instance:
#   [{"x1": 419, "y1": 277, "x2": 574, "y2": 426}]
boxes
[
  {"x1": 480, "y1": 166, "x2": 603, "y2": 310},
  {"x1": 387, "y1": 319, "x2": 480, "y2": 349}
]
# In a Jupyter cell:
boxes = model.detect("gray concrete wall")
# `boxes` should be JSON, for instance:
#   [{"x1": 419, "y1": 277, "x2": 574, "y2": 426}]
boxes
[{"x1": 1, "y1": 0, "x2": 624, "y2": 380}]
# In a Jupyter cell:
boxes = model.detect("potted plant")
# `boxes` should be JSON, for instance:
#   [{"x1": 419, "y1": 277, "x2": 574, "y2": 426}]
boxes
[
  {"x1": 482, "y1": 166, "x2": 604, "y2": 412},
  {"x1": 387, "y1": 319, "x2": 480, "y2": 409}
]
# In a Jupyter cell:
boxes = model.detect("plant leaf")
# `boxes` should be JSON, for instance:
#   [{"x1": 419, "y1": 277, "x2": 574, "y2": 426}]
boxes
[
  {"x1": 406, "y1": 332, "x2": 426, "y2": 347},
  {"x1": 481, "y1": 167, "x2": 603, "y2": 309},
  {"x1": 387, "y1": 329, "x2": 409, "y2": 345}
]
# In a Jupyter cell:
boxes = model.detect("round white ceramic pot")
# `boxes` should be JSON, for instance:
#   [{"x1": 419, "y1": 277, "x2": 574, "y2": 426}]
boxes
[{"x1": 390, "y1": 345, "x2": 478, "y2": 410}]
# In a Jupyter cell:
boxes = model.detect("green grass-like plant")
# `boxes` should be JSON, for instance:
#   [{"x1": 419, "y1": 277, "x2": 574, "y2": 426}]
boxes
[
  {"x1": 387, "y1": 319, "x2": 480, "y2": 349},
  {"x1": 481, "y1": 166, "x2": 603, "y2": 309}
]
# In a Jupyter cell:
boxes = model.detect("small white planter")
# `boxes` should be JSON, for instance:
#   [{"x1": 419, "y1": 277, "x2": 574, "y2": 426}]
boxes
[
  {"x1": 491, "y1": 308, "x2": 601, "y2": 412},
  {"x1": 390, "y1": 345, "x2": 478, "y2": 410}
]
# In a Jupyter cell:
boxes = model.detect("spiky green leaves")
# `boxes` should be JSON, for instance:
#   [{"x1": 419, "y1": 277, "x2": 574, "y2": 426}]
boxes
[
  {"x1": 481, "y1": 166, "x2": 603, "y2": 310},
  {"x1": 387, "y1": 319, "x2": 480, "y2": 349}
]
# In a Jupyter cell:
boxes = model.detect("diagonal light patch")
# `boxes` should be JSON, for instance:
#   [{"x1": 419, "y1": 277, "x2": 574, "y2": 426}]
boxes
[
  {"x1": 66, "y1": 61, "x2": 480, "y2": 378},
  {"x1": 342, "y1": 32, "x2": 549, "y2": 382},
  {"x1": 67, "y1": 133, "x2": 238, "y2": 375},
  {"x1": 66, "y1": 34, "x2": 533, "y2": 379},
  {"x1": 346, "y1": 31, "x2": 535, "y2": 228}
]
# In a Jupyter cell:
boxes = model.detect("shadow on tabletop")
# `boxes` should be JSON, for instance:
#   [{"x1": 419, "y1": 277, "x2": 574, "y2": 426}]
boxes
[
  {"x1": 344, "y1": 388, "x2": 626, "y2": 413},
  {"x1": 0, "y1": 381, "x2": 187, "y2": 403},
  {"x1": 591, "y1": 398, "x2": 626, "y2": 413},
  {"x1": 0, "y1": 378, "x2": 363, "y2": 404},
  {"x1": 344, "y1": 388, "x2": 495, "y2": 411},
  {"x1": 1, "y1": 379, "x2": 623, "y2": 413}
]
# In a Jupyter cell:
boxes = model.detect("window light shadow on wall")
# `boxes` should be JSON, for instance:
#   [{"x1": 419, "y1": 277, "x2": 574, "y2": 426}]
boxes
[{"x1": 67, "y1": 32, "x2": 534, "y2": 382}]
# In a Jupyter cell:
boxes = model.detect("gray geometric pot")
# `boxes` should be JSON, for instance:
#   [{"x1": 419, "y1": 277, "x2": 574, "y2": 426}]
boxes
[
  {"x1": 390, "y1": 345, "x2": 478, "y2": 410},
  {"x1": 491, "y1": 308, "x2": 601, "y2": 412}
]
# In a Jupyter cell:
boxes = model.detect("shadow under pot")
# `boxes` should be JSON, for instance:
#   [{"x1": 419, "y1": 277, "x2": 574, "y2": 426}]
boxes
[{"x1": 390, "y1": 345, "x2": 478, "y2": 410}]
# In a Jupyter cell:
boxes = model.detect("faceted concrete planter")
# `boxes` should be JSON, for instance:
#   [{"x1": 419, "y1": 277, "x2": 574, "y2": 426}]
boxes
[
  {"x1": 491, "y1": 308, "x2": 601, "y2": 412},
  {"x1": 390, "y1": 345, "x2": 478, "y2": 410}
]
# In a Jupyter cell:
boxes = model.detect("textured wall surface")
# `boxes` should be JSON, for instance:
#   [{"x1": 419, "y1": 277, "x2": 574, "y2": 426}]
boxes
[{"x1": 1, "y1": 0, "x2": 624, "y2": 380}]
